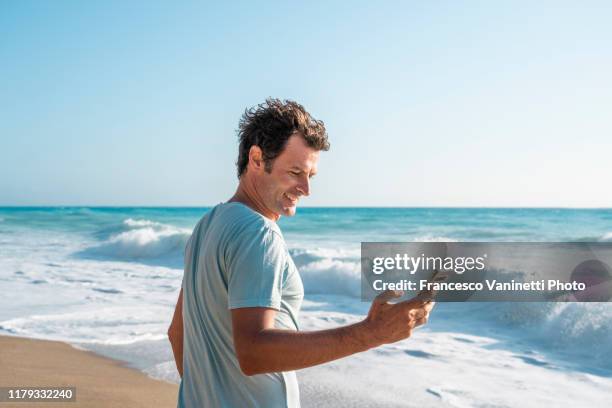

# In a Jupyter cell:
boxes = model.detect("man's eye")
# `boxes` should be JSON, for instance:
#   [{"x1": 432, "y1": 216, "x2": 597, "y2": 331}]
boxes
[{"x1": 290, "y1": 171, "x2": 301, "y2": 176}]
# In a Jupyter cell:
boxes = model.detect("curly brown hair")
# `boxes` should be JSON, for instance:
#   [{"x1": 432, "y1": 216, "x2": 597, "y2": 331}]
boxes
[{"x1": 236, "y1": 98, "x2": 330, "y2": 178}]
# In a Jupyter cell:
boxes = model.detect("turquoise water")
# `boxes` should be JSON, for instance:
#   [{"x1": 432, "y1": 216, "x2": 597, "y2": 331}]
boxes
[
  {"x1": 2, "y1": 206, "x2": 612, "y2": 242},
  {"x1": 1, "y1": 206, "x2": 611, "y2": 384}
]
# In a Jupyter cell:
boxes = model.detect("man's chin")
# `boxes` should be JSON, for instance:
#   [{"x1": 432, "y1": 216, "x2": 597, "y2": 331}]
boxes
[{"x1": 281, "y1": 205, "x2": 297, "y2": 217}]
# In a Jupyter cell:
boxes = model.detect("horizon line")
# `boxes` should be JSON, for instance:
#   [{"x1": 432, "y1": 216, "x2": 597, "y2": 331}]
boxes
[{"x1": 1, "y1": 205, "x2": 611, "y2": 210}]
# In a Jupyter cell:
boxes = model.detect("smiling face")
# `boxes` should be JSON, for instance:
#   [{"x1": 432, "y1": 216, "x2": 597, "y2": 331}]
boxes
[{"x1": 252, "y1": 133, "x2": 320, "y2": 218}]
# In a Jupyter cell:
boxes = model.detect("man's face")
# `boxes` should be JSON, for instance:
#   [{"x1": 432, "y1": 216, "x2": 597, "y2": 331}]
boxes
[{"x1": 254, "y1": 134, "x2": 320, "y2": 218}]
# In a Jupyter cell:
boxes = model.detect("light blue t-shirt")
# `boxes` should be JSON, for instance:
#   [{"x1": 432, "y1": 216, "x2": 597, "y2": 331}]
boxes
[{"x1": 178, "y1": 202, "x2": 304, "y2": 408}]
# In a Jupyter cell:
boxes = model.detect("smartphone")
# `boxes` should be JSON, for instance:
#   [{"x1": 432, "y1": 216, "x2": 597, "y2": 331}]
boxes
[{"x1": 417, "y1": 269, "x2": 449, "y2": 302}]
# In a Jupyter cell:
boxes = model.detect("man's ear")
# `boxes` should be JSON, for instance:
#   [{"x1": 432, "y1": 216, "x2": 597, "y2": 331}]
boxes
[{"x1": 248, "y1": 145, "x2": 265, "y2": 173}]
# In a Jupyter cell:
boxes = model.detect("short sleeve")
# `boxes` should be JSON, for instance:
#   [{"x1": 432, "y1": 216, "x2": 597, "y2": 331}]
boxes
[{"x1": 226, "y1": 225, "x2": 286, "y2": 310}]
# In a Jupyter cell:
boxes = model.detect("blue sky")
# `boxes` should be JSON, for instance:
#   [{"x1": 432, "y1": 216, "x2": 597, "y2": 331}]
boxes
[{"x1": 1, "y1": 1, "x2": 610, "y2": 207}]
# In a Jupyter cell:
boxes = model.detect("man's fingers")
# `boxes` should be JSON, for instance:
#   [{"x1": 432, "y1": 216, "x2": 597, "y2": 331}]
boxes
[{"x1": 374, "y1": 289, "x2": 404, "y2": 305}]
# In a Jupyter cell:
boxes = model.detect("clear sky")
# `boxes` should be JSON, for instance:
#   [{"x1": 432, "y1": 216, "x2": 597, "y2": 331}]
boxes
[{"x1": 1, "y1": 0, "x2": 610, "y2": 207}]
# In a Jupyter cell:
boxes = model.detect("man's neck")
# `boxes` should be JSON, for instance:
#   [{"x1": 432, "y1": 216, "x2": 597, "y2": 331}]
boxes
[{"x1": 229, "y1": 178, "x2": 280, "y2": 222}]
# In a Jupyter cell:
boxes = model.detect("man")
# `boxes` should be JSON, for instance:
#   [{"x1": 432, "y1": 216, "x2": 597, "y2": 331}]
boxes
[{"x1": 168, "y1": 99, "x2": 434, "y2": 407}]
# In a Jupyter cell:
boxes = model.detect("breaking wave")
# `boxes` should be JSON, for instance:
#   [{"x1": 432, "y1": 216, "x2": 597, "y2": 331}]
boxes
[{"x1": 79, "y1": 218, "x2": 191, "y2": 263}]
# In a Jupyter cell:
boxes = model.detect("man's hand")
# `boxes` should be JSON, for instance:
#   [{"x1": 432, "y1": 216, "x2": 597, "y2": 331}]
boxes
[{"x1": 363, "y1": 290, "x2": 434, "y2": 348}]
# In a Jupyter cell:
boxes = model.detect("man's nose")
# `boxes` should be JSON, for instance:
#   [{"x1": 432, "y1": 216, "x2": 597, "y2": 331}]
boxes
[{"x1": 297, "y1": 176, "x2": 310, "y2": 197}]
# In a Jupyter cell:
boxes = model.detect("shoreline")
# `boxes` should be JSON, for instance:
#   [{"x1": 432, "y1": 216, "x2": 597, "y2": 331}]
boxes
[{"x1": 0, "y1": 335, "x2": 178, "y2": 408}]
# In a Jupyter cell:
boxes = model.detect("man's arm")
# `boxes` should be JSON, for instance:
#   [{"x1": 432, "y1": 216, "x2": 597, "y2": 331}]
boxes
[
  {"x1": 167, "y1": 288, "x2": 184, "y2": 378},
  {"x1": 232, "y1": 290, "x2": 433, "y2": 376}
]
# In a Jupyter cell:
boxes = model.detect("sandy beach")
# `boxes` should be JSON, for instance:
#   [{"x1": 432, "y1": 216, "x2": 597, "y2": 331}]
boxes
[{"x1": 0, "y1": 335, "x2": 178, "y2": 408}]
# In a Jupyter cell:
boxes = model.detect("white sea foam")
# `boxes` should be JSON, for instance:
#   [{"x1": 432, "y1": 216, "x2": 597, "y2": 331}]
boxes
[
  {"x1": 2, "y1": 208, "x2": 612, "y2": 406},
  {"x1": 600, "y1": 231, "x2": 612, "y2": 241},
  {"x1": 288, "y1": 247, "x2": 361, "y2": 297},
  {"x1": 123, "y1": 218, "x2": 166, "y2": 228},
  {"x1": 290, "y1": 248, "x2": 612, "y2": 365},
  {"x1": 84, "y1": 219, "x2": 191, "y2": 261},
  {"x1": 289, "y1": 246, "x2": 361, "y2": 260},
  {"x1": 0, "y1": 306, "x2": 172, "y2": 345},
  {"x1": 144, "y1": 361, "x2": 181, "y2": 383},
  {"x1": 297, "y1": 300, "x2": 612, "y2": 407},
  {"x1": 299, "y1": 259, "x2": 361, "y2": 297},
  {"x1": 499, "y1": 302, "x2": 612, "y2": 362},
  {"x1": 411, "y1": 235, "x2": 458, "y2": 242}
]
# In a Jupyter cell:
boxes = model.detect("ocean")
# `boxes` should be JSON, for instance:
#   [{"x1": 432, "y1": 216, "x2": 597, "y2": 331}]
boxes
[{"x1": 1, "y1": 207, "x2": 611, "y2": 407}]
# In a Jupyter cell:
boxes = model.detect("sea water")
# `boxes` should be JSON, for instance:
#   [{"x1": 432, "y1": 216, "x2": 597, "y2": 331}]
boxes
[{"x1": 1, "y1": 207, "x2": 611, "y2": 407}]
